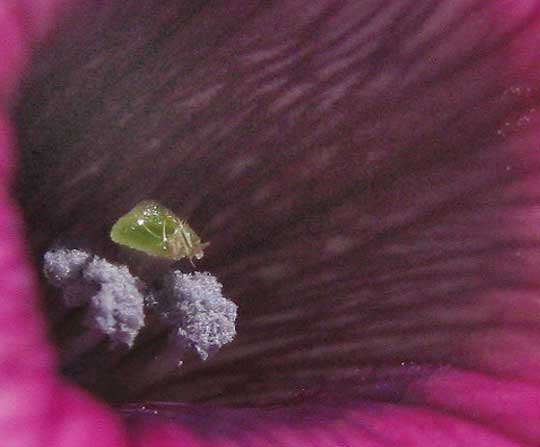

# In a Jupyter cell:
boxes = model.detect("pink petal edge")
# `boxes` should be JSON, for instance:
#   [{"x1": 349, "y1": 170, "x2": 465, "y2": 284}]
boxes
[
  {"x1": 3, "y1": 1, "x2": 540, "y2": 447},
  {"x1": 0, "y1": 1, "x2": 129, "y2": 446}
]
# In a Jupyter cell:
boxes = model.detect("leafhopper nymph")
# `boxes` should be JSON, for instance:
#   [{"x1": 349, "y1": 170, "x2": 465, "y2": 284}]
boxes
[{"x1": 110, "y1": 200, "x2": 209, "y2": 263}]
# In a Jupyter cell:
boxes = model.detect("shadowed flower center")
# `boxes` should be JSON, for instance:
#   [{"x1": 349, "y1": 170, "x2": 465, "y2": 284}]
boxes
[{"x1": 11, "y1": 8, "x2": 540, "y2": 447}]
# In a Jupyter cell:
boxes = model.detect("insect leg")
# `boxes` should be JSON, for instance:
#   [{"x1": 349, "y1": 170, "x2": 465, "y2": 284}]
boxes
[
  {"x1": 183, "y1": 228, "x2": 193, "y2": 247},
  {"x1": 178, "y1": 225, "x2": 197, "y2": 266},
  {"x1": 170, "y1": 223, "x2": 192, "y2": 259},
  {"x1": 162, "y1": 219, "x2": 168, "y2": 242}
]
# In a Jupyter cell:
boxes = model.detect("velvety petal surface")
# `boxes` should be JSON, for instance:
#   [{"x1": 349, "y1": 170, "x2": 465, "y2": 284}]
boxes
[{"x1": 4, "y1": 1, "x2": 540, "y2": 447}]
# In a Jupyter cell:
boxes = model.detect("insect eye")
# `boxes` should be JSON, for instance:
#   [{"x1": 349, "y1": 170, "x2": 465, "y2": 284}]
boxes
[{"x1": 110, "y1": 200, "x2": 209, "y2": 262}]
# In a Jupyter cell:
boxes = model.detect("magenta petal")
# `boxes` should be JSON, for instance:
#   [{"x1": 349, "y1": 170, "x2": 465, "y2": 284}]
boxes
[
  {"x1": 122, "y1": 390, "x2": 529, "y2": 447},
  {"x1": 0, "y1": 2, "x2": 128, "y2": 447},
  {"x1": 4, "y1": 1, "x2": 540, "y2": 447},
  {"x1": 0, "y1": 8, "x2": 28, "y2": 105},
  {"x1": 0, "y1": 118, "x2": 128, "y2": 446},
  {"x1": 0, "y1": 0, "x2": 71, "y2": 105}
]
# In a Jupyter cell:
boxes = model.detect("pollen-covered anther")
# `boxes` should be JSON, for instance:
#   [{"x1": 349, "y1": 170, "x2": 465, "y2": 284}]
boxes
[
  {"x1": 43, "y1": 248, "x2": 93, "y2": 307},
  {"x1": 43, "y1": 248, "x2": 238, "y2": 397},
  {"x1": 43, "y1": 248, "x2": 146, "y2": 348},
  {"x1": 155, "y1": 271, "x2": 238, "y2": 360}
]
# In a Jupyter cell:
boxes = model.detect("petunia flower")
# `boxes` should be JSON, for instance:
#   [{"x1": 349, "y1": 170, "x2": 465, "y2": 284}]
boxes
[{"x1": 3, "y1": 1, "x2": 540, "y2": 446}]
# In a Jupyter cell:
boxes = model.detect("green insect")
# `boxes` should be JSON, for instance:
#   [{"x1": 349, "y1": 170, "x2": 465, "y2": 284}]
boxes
[{"x1": 110, "y1": 200, "x2": 210, "y2": 263}]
